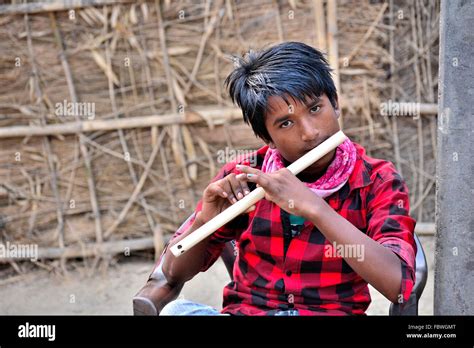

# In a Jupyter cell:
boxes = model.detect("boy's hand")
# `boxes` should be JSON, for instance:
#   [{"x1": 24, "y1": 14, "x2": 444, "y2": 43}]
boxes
[
  {"x1": 198, "y1": 171, "x2": 255, "y2": 223},
  {"x1": 235, "y1": 164, "x2": 321, "y2": 219}
]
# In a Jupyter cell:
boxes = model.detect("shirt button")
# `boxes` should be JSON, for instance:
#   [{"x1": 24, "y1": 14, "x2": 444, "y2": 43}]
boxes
[{"x1": 286, "y1": 270, "x2": 292, "y2": 277}]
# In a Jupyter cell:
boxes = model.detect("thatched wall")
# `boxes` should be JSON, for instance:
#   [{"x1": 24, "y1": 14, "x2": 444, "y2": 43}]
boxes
[{"x1": 0, "y1": 0, "x2": 439, "y2": 270}]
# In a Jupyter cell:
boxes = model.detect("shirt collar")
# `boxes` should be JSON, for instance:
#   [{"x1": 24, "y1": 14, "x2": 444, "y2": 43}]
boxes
[{"x1": 347, "y1": 142, "x2": 373, "y2": 191}]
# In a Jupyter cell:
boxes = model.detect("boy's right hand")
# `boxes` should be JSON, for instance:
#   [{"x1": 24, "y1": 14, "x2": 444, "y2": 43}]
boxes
[{"x1": 198, "y1": 172, "x2": 255, "y2": 223}]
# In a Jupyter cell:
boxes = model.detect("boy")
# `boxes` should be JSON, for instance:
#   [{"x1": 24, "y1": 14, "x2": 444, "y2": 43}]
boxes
[{"x1": 140, "y1": 41, "x2": 416, "y2": 316}]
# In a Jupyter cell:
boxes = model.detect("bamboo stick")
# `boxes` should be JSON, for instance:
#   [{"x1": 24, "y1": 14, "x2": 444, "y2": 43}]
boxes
[
  {"x1": 0, "y1": 108, "x2": 242, "y2": 139},
  {"x1": 414, "y1": 222, "x2": 435, "y2": 236},
  {"x1": 106, "y1": 44, "x2": 156, "y2": 237},
  {"x1": 273, "y1": 0, "x2": 284, "y2": 42},
  {"x1": 389, "y1": 0, "x2": 403, "y2": 177},
  {"x1": 326, "y1": 0, "x2": 342, "y2": 129},
  {"x1": 183, "y1": 0, "x2": 223, "y2": 94},
  {"x1": 159, "y1": 145, "x2": 178, "y2": 224},
  {"x1": 156, "y1": 0, "x2": 193, "y2": 190},
  {"x1": 103, "y1": 129, "x2": 166, "y2": 239},
  {"x1": 410, "y1": 2, "x2": 424, "y2": 222},
  {"x1": 25, "y1": 13, "x2": 67, "y2": 273},
  {"x1": 50, "y1": 12, "x2": 103, "y2": 244},
  {"x1": 344, "y1": 3, "x2": 388, "y2": 63},
  {"x1": 313, "y1": 0, "x2": 327, "y2": 51},
  {"x1": 0, "y1": 237, "x2": 165, "y2": 263},
  {"x1": 0, "y1": 0, "x2": 134, "y2": 15}
]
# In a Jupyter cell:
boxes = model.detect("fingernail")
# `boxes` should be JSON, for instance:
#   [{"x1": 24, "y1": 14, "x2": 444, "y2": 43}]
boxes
[
  {"x1": 244, "y1": 190, "x2": 250, "y2": 195},
  {"x1": 237, "y1": 192, "x2": 243, "y2": 199},
  {"x1": 232, "y1": 197, "x2": 237, "y2": 203},
  {"x1": 247, "y1": 174, "x2": 254, "y2": 178},
  {"x1": 222, "y1": 192, "x2": 228, "y2": 197},
  {"x1": 236, "y1": 164, "x2": 242, "y2": 168}
]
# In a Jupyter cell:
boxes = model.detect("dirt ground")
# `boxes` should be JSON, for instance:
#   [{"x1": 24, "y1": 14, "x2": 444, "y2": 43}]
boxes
[{"x1": 0, "y1": 236, "x2": 434, "y2": 315}]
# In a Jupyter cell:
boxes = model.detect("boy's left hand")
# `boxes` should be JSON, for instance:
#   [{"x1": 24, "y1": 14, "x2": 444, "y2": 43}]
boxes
[{"x1": 235, "y1": 164, "x2": 321, "y2": 219}]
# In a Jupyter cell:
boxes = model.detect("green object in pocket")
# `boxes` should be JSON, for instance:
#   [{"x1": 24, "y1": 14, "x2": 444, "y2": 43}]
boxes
[
  {"x1": 288, "y1": 214, "x2": 305, "y2": 237},
  {"x1": 289, "y1": 214, "x2": 305, "y2": 226}
]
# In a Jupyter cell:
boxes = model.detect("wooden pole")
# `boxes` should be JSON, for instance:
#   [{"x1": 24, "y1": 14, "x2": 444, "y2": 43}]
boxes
[
  {"x1": 326, "y1": 0, "x2": 342, "y2": 129},
  {"x1": 0, "y1": 0, "x2": 134, "y2": 15},
  {"x1": 0, "y1": 237, "x2": 165, "y2": 263},
  {"x1": 313, "y1": 0, "x2": 327, "y2": 51},
  {"x1": 0, "y1": 107, "x2": 242, "y2": 139},
  {"x1": 50, "y1": 12, "x2": 103, "y2": 244},
  {"x1": 25, "y1": 13, "x2": 67, "y2": 273}
]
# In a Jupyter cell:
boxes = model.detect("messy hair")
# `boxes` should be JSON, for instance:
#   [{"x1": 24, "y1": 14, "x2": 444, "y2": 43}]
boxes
[{"x1": 225, "y1": 41, "x2": 338, "y2": 143}]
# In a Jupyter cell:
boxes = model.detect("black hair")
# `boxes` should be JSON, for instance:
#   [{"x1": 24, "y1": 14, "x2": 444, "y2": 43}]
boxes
[{"x1": 225, "y1": 41, "x2": 338, "y2": 143}]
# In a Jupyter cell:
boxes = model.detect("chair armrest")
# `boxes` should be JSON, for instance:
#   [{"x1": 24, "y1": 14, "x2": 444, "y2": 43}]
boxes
[
  {"x1": 133, "y1": 257, "x2": 184, "y2": 316},
  {"x1": 412, "y1": 233, "x2": 428, "y2": 301}
]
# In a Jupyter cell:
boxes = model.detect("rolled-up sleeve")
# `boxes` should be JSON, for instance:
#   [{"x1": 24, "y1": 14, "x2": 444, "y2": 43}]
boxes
[{"x1": 366, "y1": 166, "x2": 417, "y2": 304}]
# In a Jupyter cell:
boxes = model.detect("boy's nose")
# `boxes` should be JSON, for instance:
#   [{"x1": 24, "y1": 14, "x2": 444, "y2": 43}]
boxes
[{"x1": 300, "y1": 122, "x2": 319, "y2": 142}]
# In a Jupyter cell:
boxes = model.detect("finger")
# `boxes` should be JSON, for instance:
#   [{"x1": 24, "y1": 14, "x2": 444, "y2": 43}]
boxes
[
  {"x1": 220, "y1": 178, "x2": 238, "y2": 204},
  {"x1": 235, "y1": 173, "x2": 251, "y2": 195},
  {"x1": 207, "y1": 183, "x2": 229, "y2": 199},
  {"x1": 245, "y1": 172, "x2": 270, "y2": 189},
  {"x1": 227, "y1": 173, "x2": 245, "y2": 201},
  {"x1": 235, "y1": 164, "x2": 262, "y2": 175}
]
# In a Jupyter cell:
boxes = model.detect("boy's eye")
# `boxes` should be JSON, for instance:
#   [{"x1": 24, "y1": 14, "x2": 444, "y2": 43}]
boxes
[
  {"x1": 310, "y1": 105, "x2": 321, "y2": 113},
  {"x1": 280, "y1": 120, "x2": 293, "y2": 128}
]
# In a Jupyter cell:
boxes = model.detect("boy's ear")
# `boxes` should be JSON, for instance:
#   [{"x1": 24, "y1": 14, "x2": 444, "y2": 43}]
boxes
[
  {"x1": 334, "y1": 95, "x2": 341, "y2": 118},
  {"x1": 265, "y1": 139, "x2": 276, "y2": 149},
  {"x1": 263, "y1": 136, "x2": 277, "y2": 149}
]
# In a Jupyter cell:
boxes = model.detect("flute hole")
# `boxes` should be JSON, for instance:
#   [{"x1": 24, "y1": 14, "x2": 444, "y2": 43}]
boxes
[
  {"x1": 177, "y1": 245, "x2": 182, "y2": 249},
  {"x1": 180, "y1": 250, "x2": 184, "y2": 254}
]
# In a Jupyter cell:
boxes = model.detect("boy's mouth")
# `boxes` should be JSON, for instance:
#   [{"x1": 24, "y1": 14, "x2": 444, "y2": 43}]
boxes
[{"x1": 299, "y1": 136, "x2": 329, "y2": 157}]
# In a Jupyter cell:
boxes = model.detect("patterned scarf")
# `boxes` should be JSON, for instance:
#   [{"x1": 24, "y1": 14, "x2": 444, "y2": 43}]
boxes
[{"x1": 260, "y1": 138, "x2": 357, "y2": 198}]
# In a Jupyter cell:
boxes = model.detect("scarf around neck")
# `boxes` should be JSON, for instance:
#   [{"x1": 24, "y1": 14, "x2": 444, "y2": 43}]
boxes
[{"x1": 260, "y1": 138, "x2": 357, "y2": 198}]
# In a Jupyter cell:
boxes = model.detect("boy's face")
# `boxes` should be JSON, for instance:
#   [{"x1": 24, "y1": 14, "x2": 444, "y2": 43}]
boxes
[{"x1": 264, "y1": 93, "x2": 341, "y2": 179}]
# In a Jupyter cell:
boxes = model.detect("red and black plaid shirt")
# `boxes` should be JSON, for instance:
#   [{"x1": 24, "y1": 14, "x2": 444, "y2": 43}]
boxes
[{"x1": 161, "y1": 142, "x2": 416, "y2": 315}]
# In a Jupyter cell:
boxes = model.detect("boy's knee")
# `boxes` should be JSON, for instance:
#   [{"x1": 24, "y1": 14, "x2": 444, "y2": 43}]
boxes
[{"x1": 159, "y1": 299, "x2": 192, "y2": 316}]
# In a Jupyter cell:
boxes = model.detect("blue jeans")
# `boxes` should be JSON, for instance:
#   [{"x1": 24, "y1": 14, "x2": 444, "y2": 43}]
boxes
[
  {"x1": 160, "y1": 299, "x2": 229, "y2": 316},
  {"x1": 160, "y1": 299, "x2": 299, "y2": 316}
]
